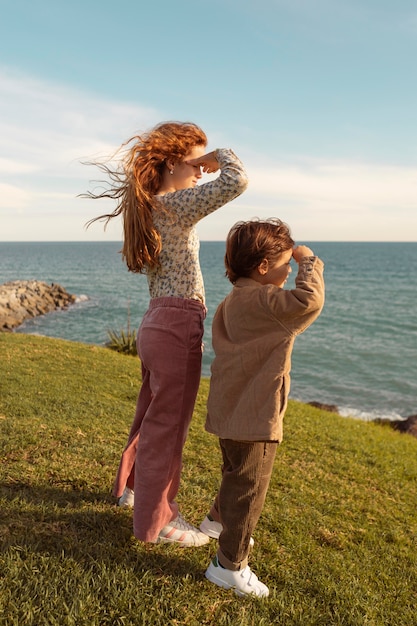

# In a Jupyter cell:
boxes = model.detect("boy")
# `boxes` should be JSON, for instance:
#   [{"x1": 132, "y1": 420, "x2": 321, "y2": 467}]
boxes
[{"x1": 200, "y1": 218, "x2": 325, "y2": 597}]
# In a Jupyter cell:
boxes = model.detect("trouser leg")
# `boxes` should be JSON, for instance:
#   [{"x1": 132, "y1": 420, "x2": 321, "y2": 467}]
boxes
[
  {"x1": 112, "y1": 363, "x2": 151, "y2": 497},
  {"x1": 216, "y1": 439, "x2": 278, "y2": 570},
  {"x1": 132, "y1": 298, "x2": 205, "y2": 542}
]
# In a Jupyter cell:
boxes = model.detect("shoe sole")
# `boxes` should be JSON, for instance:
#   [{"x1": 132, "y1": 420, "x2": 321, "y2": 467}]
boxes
[{"x1": 157, "y1": 535, "x2": 209, "y2": 547}]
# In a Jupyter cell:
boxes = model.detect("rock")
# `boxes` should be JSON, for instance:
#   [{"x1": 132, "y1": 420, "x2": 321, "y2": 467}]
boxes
[
  {"x1": 391, "y1": 415, "x2": 417, "y2": 438},
  {"x1": 308, "y1": 401, "x2": 339, "y2": 414},
  {"x1": 373, "y1": 415, "x2": 417, "y2": 439},
  {"x1": 0, "y1": 280, "x2": 77, "y2": 331}
]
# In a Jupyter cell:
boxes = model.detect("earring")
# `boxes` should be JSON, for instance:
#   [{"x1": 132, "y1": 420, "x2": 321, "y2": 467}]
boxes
[{"x1": 170, "y1": 169, "x2": 174, "y2": 175}]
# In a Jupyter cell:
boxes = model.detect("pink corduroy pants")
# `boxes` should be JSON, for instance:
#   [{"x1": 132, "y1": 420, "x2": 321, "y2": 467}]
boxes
[{"x1": 113, "y1": 297, "x2": 206, "y2": 542}]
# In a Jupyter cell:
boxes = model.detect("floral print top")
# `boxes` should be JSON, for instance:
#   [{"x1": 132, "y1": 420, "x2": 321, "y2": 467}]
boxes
[{"x1": 147, "y1": 149, "x2": 248, "y2": 304}]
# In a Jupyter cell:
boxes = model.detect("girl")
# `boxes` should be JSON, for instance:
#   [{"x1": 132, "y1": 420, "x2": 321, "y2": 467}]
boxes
[{"x1": 84, "y1": 121, "x2": 248, "y2": 546}]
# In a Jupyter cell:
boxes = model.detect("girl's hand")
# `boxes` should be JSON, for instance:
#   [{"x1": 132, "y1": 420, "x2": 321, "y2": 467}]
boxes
[
  {"x1": 292, "y1": 245, "x2": 314, "y2": 263},
  {"x1": 186, "y1": 151, "x2": 220, "y2": 174}
]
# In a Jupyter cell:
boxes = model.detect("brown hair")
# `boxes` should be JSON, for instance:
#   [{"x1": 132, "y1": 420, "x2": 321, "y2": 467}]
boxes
[
  {"x1": 224, "y1": 218, "x2": 294, "y2": 284},
  {"x1": 83, "y1": 121, "x2": 207, "y2": 273}
]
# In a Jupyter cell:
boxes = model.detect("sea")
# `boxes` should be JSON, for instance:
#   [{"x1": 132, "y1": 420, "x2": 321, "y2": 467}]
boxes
[{"x1": 1, "y1": 241, "x2": 416, "y2": 423}]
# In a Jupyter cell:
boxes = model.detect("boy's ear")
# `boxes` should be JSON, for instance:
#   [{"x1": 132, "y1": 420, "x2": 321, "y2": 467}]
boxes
[{"x1": 258, "y1": 258, "x2": 269, "y2": 275}]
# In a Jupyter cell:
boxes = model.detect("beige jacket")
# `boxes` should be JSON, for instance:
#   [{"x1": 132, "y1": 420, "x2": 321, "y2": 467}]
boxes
[{"x1": 205, "y1": 256, "x2": 325, "y2": 442}]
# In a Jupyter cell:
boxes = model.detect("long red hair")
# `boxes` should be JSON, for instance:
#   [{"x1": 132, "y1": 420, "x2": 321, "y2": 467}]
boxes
[{"x1": 84, "y1": 121, "x2": 207, "y2": 272}]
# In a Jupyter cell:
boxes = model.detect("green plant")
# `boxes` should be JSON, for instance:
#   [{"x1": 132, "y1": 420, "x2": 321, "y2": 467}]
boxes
[
  {"x1": 106, "y1": 301, "x2": 137, "y2": 356},
  {"x1": 106, "y1": 327, "x2": 137, "y2": 355}
]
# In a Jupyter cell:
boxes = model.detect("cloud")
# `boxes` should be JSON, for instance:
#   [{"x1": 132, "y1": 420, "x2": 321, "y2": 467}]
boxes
[
  {"x1": 0, "y1": 67, "x2": 162, "y2": 238},
  {"x1": 0, "y1": 157, "x2": 38, "y2": 175},
  {"x1": 197, "y1": 159, "x2": 417, "y2": 242},
  {"x1": 0, "y1": 65, "x2": 161, "y2": 186},
  {"x1": 247, "y1": 160, "x2": 417, "y2": 210},
  {"x1": 1, "y1": 66, "x2": 416, "y2": 242},
  {"x1": 0, "y1": 67, "x2": 159, "y2": 151},
  {"x1": 0, "y1": 182, "x2": 32, "y2": 210}
]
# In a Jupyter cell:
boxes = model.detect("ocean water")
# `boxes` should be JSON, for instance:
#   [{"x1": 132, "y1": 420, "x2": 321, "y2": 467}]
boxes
[{"x1": 1, "y1": 241, "x2": 416, "y2": 422}]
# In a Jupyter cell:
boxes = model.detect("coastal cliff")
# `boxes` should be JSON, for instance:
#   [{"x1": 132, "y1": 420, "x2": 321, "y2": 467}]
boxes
[{"x1": 0, "y1": 280, "x2": 76, "y2": 331}]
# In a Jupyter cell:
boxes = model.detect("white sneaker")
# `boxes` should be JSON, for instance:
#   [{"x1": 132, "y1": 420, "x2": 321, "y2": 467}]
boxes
[
  {"x1": 118, "y1": 487, "x2": 134, "y2": 508},
  {"x1": 200, "y1": 515, "x2": 255, "y2": 547},
  {"x1": 205, "y1": 556, "x2": 269, "y2": 597},
  {"x1": 155, "y1": 512, "x2": 210, "y2": 547},
  {"x1": 200, "y1": 515, "x2": 223, "y2": 538}
]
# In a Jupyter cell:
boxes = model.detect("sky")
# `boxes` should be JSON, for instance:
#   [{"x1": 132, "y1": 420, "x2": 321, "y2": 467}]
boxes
[{"x1": 1, "y1": 0, "x2": 416, "y2": 242}]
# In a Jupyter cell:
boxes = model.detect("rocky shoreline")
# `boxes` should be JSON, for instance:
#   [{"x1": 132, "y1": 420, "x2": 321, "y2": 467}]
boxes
[
  {"x1": 0, "y1": 280, "x2": 77, "y2": 331},
  {"x1": 308, "y1": 401, "x2": 417, "y2": 439}
]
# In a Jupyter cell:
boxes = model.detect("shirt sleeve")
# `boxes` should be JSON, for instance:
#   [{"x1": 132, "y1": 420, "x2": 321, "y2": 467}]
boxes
[
  {"x1": 265, "y1": 256, "x2": 325, "y2": 334},
  {"x1": 156, "y1": 149, "x2": 248, "y2": 227}
]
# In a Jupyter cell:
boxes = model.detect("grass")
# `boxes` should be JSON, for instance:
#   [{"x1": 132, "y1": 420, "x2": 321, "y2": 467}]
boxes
[{"x1": 0, "y1": 332, "x2": 416, "y2": 626}]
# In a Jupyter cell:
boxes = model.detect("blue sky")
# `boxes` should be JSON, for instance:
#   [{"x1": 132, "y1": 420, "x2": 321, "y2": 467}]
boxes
[{"x1": 1, "y1": 0, "x2": 416, "y2": 242}]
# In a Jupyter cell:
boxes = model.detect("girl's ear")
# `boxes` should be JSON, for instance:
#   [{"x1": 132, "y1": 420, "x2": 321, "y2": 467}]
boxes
[
  {"x1": 258, "y1": 258, "x2": 269, "y2": 275},
  {"x1": 165, "y1": 159, "x2": 175, "y2": 172}
]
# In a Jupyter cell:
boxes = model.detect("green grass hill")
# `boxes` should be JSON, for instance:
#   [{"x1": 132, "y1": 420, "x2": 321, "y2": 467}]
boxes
[{"x1": 1, "y1": 333, "x2": 416, "y2": 625}]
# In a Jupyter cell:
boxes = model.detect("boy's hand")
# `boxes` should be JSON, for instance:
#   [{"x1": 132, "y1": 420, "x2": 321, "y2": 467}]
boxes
[
  {"x1": 186, "y1": 151, "x2": 219, "y2": 174},
  {"x1": 293, "y1": 245, "x2": 314, "y2": 263}
]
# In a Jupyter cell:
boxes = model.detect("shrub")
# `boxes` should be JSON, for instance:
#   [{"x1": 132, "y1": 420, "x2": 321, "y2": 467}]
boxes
[
  {"x1": 106, "y1": 327, "x2": 137, "y2": 355},
  {"x1": 106, "y1": 301, "x2": 137, "y2": 356}
]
